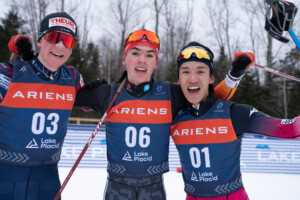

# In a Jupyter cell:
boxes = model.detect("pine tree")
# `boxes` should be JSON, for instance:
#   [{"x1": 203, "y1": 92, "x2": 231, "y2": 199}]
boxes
[
  {"x1": 0, "y1": 7, "x2": 25, "y2": 61},
  {"x1": 280, "y1": 47, "x2": 300, "y2": 118}
]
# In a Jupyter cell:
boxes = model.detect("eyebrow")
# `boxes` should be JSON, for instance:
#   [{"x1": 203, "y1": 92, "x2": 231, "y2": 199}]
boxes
[
  {"x1": 131, "y1": 47, "x2": 156, "y2": 54},
  {"x1": 180, "y1": 66, "x2": 207, "y2": 70}
]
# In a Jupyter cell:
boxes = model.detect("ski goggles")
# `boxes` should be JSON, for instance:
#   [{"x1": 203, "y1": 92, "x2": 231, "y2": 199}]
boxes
[
  {"x1": 125, "y1": 30, "x2": 160, "y2": 46},
  {"x1": 44, "y1": 31, "x2": 76, "y2": 48},
  {"x1": 177, "y1": 46, "x2": 213, "y2": 62}
]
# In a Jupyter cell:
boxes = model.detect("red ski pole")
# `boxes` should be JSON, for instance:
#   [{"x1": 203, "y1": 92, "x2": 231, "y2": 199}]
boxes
[
  {"x1": 254, "y1": 64, "x2": 300, "y2": 82},
  {"x1": 53, "y1": 77, "x2": 127, "y2": 200}
]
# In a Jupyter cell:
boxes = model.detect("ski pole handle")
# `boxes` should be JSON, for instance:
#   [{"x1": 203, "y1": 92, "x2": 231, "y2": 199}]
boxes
[
  {"x1": 10, "y1": 53, "x2": 17, "y2": 61},
  {"x1": 270, "y1": 2, "x2": 300, "y2": 51}
]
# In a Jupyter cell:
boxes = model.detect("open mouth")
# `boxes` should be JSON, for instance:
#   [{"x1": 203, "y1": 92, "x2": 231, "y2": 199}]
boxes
[
  {"x1": 135, "y1": 68, "x2": 147, "y2": 72},
  {"x1": 50, "y1": 52, "x2": 64, "y2": 58},
  {"x1": 188, "y1": 86, "x2": 200, "y2": 94}
]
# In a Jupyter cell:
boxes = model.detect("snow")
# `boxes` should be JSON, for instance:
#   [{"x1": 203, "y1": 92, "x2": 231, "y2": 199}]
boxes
[
  {"x1": 57, "y1": 125, "x2": 300, "y2": 200},
  {"x1": 59, "y1": 168, "x2": 300, "y2": 200}
]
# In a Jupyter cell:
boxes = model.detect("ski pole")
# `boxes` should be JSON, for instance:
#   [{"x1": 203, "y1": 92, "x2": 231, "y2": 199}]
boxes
[
  {"x1": 254, "y1": 64, "x2": 300, "y2": 82},
  {"x1": 289, "y1": 30, "x2": 300, "y2": 51},
  {"x1": 53, "y1": 77, "x2": 127, "y2": 200},
  {"x1": 269, "y1": 1, "x2": 300, "y2": 51}
]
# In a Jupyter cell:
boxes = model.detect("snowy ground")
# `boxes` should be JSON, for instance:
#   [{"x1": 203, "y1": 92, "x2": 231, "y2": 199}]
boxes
[
  {"x1": 58, "y1": 168, "x2": 300, "y2": 200},
  {"x1": 57, "y1": 125, "x2": 300, "y2": 200}
]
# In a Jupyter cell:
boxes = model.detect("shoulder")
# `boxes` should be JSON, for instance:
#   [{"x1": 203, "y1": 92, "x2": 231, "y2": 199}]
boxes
[
  {"x1": 0, "y1": 61, "x2": 23, "y2": 78},
  {"x1": 64, "y1": 65, "x2": 82, "y2": 76},
  {"x1": 63, "y1": 65, "x2": 84, "y2": 90}
]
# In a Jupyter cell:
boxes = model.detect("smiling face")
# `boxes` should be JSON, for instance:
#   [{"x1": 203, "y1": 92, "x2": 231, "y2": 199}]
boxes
[
  {"x1": 178, "y1": 61, "x2": 215, "y2": 107},
  {"x1": 123, "y1": 46, "x2": 158, "y2": 86},
  {"x1": 37, "y1": 33, "x2": 72, "y2": 72}
]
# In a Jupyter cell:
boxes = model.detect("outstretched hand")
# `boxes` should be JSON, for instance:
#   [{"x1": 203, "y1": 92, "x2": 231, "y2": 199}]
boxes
[
  {"x1": 8, "y1": 34, "x2": 34, "y2": 61},
  {"x1": 230, "y1": 52, "x2": 255, "y2": 78}
]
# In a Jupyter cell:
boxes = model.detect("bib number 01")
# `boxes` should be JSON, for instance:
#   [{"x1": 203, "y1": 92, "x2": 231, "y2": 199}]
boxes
[
  {"x1": 125, "y1": 126, "x2": 150, "y2": 148},
  {"x1": 189, "y1": 147, "x2": 211, "y2": 168}
]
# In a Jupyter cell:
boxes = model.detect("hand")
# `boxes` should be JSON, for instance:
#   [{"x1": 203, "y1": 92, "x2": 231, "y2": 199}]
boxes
[
  {"x1": 8, "y1": 34, "x2": 34, "y2": 61},
  {"x1": 116, "y1": 70, "x2": 127, "y2": 83},
  {"x1": 229, "y1": 52, "x2": 255, "y2": 78},
  {"x1": 85, "y1": 79, "x2": 108, "y2": 89}
]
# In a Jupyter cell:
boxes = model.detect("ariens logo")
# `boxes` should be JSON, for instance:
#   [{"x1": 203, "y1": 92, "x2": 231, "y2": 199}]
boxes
[
  {"x1": 172, "y1": 127, "x2": 228, "y2": 137},
  {"x1": 112, "y1": 107, "x2": 168, "y2": 115},
  {"x1": 12, "y1": 91, "x2": 74, "y2": 101}
]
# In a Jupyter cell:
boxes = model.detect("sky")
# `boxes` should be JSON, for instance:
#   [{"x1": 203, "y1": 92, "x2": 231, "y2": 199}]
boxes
[{"x1": 1, "y1": 0, "x2": 300, "y2": 65}]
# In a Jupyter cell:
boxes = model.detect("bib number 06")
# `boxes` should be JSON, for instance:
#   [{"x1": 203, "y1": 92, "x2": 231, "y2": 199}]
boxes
[{"x1": 125, "y1": 126, "x2": 150, "y2": 148}]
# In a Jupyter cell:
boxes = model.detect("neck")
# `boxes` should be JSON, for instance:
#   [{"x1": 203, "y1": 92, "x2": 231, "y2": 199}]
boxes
[{"x1": 37, "y1": 54, "x2": 58, "y2": 72}]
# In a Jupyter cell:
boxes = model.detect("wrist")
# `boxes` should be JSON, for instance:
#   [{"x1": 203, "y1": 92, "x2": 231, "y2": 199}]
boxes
[{"x1": 225, "y1": 69, "x2": 243, "y2": 88}]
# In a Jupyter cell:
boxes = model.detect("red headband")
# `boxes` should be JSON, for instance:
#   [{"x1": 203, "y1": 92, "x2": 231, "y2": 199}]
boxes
[{"x1": 123, "y1": 39, "x2": 159, "y2": 63}]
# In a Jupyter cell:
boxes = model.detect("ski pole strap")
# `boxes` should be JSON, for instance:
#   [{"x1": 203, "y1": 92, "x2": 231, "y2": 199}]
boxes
[{"x1": 265, "y1": 1, "x2": 298, "y2": 43}]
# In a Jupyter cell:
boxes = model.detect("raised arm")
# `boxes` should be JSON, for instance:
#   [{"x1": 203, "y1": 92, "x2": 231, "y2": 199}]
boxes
[{"x1": 214, "y1": 52, "x2": 255, "y2": 100}]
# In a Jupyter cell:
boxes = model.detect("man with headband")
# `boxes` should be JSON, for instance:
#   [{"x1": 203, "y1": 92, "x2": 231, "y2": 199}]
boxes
[
  {"x1": 75, "y1": 29, "x2": 254, "y2": 199},
  {"x1": 0, "y1": 12, "x2": 84, "y2": 200}
]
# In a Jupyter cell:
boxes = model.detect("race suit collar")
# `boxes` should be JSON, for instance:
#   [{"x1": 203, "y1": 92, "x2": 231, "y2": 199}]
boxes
[
  {"x1": 29, "y1": 56, "x2": 60, "y2": 81},
  {"x1": 186, "y1": 94, "x2": 218, "y2": 117},
  {"x1": 125, "y1": 79, "x2": 154, "y2": 98}
]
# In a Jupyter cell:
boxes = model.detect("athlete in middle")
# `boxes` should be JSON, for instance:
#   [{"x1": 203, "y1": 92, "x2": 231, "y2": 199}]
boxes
[{"x1": 74, "y1": 30, "x2": 254, "y2": 200}]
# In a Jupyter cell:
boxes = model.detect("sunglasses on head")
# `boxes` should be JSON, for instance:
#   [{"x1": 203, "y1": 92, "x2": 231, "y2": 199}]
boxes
[
  {"x1": 177, "y1": 46, "x2": 213, "y2": 62},
  {"x1": 44, "y1": 31, "x2": 76, "y2": 48},
  {"x1": 125, "y1": 30, "x2": 160, "y2": 46}
]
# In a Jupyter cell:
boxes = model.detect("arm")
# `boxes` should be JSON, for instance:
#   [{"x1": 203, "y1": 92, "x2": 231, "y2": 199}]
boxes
[
  {"x1": 0, "y1": 62, "x2": 13, "y2": 103},
  {"x1": 231, "y1": 103, "x2": 300, "y2": 139},
  {"x1": 74, "y1": 83, "x2": 111, "y2": 115},
  {"x1": 214, "y1": 52, "x2": 255, "y2": 100}
]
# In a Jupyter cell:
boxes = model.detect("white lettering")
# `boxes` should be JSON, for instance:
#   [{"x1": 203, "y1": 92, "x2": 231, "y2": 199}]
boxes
[
  {"x1": 137, "y1": 108, "x2": 145, "y2": 115},
  {"x1": 121, "y1": 108, "x2": 130, "y2": 114},
  {"x1": 46, "y1": 92, "x2": 54, "y2": 100},
  {"x1": 173, "y1": 130, "x2": 180, "y2": 136},
  {"x1": 12, "y1": 91, "x2": 25, "y2": 98},
  {"x1": 12, "y1": 91, "x2": 73, "y2": 101},
  {"x1": 206, "y1": 127, "x2": 216, "y2": 134},
  {"x1": 173, "y1": 127, "x2": 229, "y2": 136},
  {"x1": 28, "y1": 91, "x2": 37, "y2": 99},
  {"x1": 196, "y1": 128, "x2": 203, "y2": 135},
  {"x1": 148, "y1": 108, "x2": 157, "y2": 115},
  {"x1": 112, "y1": 107, "x2": 169, "y2": 116}
]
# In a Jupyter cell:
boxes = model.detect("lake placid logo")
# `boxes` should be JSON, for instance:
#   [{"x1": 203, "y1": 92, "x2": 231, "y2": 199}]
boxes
[{"x1": 26, "y1": 138, "x2": 60, "y2": 149}]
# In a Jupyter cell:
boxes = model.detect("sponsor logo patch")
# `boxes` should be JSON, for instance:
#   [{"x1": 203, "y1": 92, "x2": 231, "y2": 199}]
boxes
[{"x1": 49, "y1": 17, "x2": 76, "y2": 33}]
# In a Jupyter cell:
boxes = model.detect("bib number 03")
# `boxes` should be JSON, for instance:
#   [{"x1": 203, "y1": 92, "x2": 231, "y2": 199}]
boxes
[
  {"x1": 31, "y1": 112, "x2": 59, "y2": 135},
  {"x1": 125, "y1": 126, "x2": 150, "y2": 148}
]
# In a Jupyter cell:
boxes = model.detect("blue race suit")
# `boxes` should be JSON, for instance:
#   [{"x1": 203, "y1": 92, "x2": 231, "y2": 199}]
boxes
[
  {"x1": 171, "y1": 95, "x2": 300, "y2": 198},
  {"x1": 0, "y1": 57, "x2": 83, "y2": 200}
]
